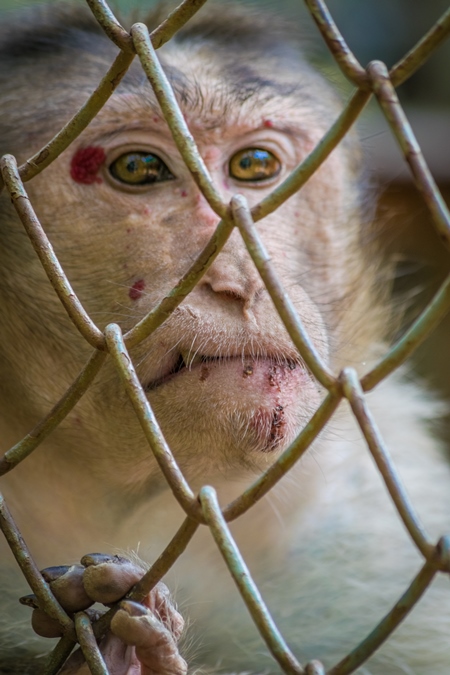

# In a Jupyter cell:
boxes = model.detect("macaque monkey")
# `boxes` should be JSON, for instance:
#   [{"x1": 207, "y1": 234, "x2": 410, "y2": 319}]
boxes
[{"x1": 0, "y1": 2, "x2": 449, "y2": 674}]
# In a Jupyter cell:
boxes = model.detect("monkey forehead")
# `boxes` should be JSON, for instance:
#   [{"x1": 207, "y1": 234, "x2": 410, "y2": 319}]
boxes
[
  {"x1": 85, "y1": 52, "x2": 335, "y2": 147},
  {"x1": 0, "y1": 7, "x2": 340, "y2": 158},
  {"x1": 88, "y1": 91, "x2": 320, "y2": 145},
  {"x1": 160, "y1": 46, "x2": 334, "y2": 125}
]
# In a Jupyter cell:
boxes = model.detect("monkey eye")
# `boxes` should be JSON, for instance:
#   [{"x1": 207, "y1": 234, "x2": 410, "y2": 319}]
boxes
[
  {"x1": 229, "y1": 148, "x2": 281, "y2": 182},
  {"x1": 109, "y1": 151, "x2": 175, "y2": 185}
]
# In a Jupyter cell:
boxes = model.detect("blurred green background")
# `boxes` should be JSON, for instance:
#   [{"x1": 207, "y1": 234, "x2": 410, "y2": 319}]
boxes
[{"x1": 0, "y1": 0, "x2": 449, "y2": 440}]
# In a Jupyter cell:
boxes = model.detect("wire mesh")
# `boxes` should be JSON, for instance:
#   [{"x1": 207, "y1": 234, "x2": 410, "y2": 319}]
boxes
[{"x1": 0, "y1": 0, "x2": 449, "y2": 673}]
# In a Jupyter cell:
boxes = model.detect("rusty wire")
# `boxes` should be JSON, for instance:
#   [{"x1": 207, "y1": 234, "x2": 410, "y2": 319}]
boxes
[{"x1": 0, "y1": 0, "x2": 449, "y2": 673}]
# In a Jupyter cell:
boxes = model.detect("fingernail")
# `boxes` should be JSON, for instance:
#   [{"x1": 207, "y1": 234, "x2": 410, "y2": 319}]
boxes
[
  {"x1": 119, "y1": 600, "x2": 149, "y2": 618},
  {"x1": 41, "y1": 565, "x2": 72, "y2": 582},
  {"x1": 81, "y1": 553, "x2": 128, "y2": 567},
  {"x1": 19, "y1": 594, "x2": 39, "y2": 609}
]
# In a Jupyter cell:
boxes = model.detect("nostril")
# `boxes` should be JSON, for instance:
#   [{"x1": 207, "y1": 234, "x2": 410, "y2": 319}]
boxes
[
  {"x1": 206, "y1": 282, "x2": 249, "y2": 304},
  {"x1": 220, "y1": 289, "x2": 244, "y2": 302}
]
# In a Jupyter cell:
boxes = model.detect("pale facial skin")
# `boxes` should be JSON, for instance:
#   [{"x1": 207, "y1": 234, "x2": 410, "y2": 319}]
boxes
[
  {"x1": 0, "y1": 18, "x2": 379, "y2": 674},
  {"x1": 3, "y1": 49, "x2": 362, "y2": 496}
]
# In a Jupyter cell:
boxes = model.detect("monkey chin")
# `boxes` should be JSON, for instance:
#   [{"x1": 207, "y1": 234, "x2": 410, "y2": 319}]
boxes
[{"x1": 147, "y1": 356, "x2": 321, "y2": 476}]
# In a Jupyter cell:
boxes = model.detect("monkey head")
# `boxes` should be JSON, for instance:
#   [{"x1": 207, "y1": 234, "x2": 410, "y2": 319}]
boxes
[{"x1": 0, "y1": 5, "x2": 381, "y2": 499}]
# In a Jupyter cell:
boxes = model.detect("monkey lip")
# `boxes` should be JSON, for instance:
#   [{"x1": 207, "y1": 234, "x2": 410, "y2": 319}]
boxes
[{"x1": 145, "y1": 354, "x2": 301, "y2": 391}]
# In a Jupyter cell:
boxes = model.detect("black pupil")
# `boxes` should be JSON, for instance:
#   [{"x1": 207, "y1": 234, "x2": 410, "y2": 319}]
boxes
[
  {"x1": 127, "y1": 160, "x2": 139, "y2": 173},
  {"x1": 240, "y1": 157, "x2": 252, "y2": 169}
]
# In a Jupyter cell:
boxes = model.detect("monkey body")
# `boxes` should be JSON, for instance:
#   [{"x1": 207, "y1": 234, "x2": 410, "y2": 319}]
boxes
[
  {"x1": 0, "y1": 4, "x2": 449, "y2": 673},
  {"x1": 2, "y1": 379, "x2": 449, "y2": 674}
]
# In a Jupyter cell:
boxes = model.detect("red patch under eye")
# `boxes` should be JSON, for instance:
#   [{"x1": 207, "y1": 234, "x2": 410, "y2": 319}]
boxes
[
  {"x1": 129, "y1": 279, "x2": 146, "y2": 301},
  {"x1": 70, "y1": 146, "x2": 106, "y2": 184}
]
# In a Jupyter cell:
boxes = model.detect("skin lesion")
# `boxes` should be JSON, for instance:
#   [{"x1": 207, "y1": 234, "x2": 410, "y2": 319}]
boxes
[
  {"x1": 1, "y1": 4, "x2": 449, "y2": 675},
  {"x1": 129, "y1": 279, "x2": 146, "y2": 301},
  {"x1": 70, "y1": 146, "x2": 106, "y2": 184}
]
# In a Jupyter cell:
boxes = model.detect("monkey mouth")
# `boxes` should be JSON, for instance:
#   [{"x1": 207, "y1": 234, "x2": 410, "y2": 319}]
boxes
[
  {"x1": 143, "y1": 351, "x2": 318, "y2": 455},
  {"x1": 145, "y1": 353, "x2": 192, "y2": 391},
  {"x1": 145, "y1": 353, "x2": 300, "y2": 391}
]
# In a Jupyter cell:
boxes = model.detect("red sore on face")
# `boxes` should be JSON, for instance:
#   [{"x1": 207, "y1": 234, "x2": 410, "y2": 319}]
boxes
[
  {"x1": 129, "y1": 279, "x2": 146, "y2": 301},
  {"x1": 70, "y1": 146, "x2": 106, "y2": 184}
]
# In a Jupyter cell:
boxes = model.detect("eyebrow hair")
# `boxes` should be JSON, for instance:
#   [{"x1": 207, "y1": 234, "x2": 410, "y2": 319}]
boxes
[
  {"x1": 90, "y1": 57, "x2": 319, "y2": 143},
  {"x1": 87, "y1": 120, "x2": 174, "y2": 145},
  {"x1": 224, "y1": 66, "x2": 308, "y2": 104},
  {"x1": 125, "y1": 61, "x2": 310, "y2": 126}
]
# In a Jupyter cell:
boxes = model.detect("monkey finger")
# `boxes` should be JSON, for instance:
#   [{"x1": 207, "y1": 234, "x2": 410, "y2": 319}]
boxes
[
  {"x1": 81, "y1": 553, "x2": 146, "y2": 605},
  {"x1": 59, "y1": 639, "x2": 134, "y2": 675},
  {"x1": 142, "y1": 583, "x2": 184, "y2": 642},
  {"x1": 31, "y1": 608, "x2": 64, "y2": 638},
  {"x1": 111, "y1": 601, "x2": 187, "y2": 675},
  {"x1": 41, "y1": 564, "x2": 93, "y2": 613},
  {"x1": 31, "y1": 606, "x2": 104, "y2": 640}
]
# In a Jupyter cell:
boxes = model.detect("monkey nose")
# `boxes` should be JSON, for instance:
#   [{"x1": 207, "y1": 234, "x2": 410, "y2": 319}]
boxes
[{"x1": 201, "y1": 257, "x2": 263, "y2": 319}]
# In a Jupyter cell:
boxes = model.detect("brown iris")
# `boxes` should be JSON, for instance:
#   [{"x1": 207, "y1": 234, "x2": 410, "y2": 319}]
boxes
[
  {"x1": 229, "y1": 148, "x2": 281, "y2": 182},
  {"x1": 109, "y1": 152, "x2": 174, "y2": 185}
]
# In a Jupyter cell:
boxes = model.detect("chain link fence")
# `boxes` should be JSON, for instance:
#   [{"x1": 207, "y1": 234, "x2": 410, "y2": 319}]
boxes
[{"x1": 0, "y1": 0, "x2": 449, "y2": 673}]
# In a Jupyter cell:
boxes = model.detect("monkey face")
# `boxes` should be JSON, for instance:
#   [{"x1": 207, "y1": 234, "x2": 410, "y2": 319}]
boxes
[{"x1": 3, "y1": 41, "x2": 371, "y2": 491}]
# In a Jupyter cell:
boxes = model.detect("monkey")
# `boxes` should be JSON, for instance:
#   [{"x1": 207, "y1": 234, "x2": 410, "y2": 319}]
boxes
[{"x1": 0, "y1": 1, "x2": 449, "y2": 673}]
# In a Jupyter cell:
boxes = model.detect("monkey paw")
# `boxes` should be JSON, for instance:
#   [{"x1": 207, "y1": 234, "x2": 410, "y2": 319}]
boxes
[{"x1": 21, "y1": 553, "x2": 187, "y2": 675}]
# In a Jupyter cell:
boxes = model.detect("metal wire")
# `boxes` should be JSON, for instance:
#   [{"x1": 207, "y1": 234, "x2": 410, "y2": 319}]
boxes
[{"x1": 0, "y1": 1, "x2": 449, "y2": 673}]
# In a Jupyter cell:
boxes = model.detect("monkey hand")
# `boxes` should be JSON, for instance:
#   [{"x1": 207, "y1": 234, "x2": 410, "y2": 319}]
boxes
[{"x1": 21, "y1": 553, "x2": 187, "y2": 675}]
